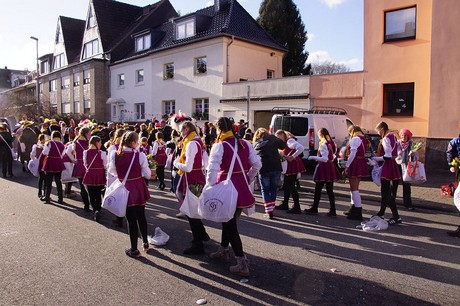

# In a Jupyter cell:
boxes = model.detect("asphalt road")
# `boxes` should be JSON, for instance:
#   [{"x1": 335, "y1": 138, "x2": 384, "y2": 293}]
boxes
[{"x1": 1, "y1": 163, "x2": 460, "y2": 306}]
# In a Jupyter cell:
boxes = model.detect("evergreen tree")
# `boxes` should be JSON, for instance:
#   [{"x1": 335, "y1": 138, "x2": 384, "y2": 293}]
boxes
[{"x1": 257, "y1": 0, "x2": 310, "y2": 76}]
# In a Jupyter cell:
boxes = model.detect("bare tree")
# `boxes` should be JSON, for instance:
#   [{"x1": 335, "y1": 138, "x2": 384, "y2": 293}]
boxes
[{"x1": 311, "y1": 61, "x2": 350, "y2": 75}]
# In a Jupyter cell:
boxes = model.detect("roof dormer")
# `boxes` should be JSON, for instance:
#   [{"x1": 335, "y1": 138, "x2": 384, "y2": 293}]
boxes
[
  {"x1": 175, "y1": 17, "x2": 196, "y2": 40},
  {"x1": 52, "y1": 18, "x2": 68, "y2": 70},
  {"x1": 81, "y1": 1, "x2": 103, "y2": 61}
]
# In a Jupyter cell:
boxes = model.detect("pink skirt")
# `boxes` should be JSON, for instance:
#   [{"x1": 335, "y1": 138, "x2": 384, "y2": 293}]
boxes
[
  {"x1": 381, "y1": 159, "x2": 401, "y2": 181},
  {"x1": 348, "y1": 158, "x2": 369, "y2": 177},
  {"x1": 125, "y1": 178, "x2": 150, "y2": 206},
  {"x1": 83, "y1": 168, "x2": 106, "y2": 186},
  {"x1": 313, "y1": 161, "x2": 339, "y2": 182},
  {"x1": 285, "y1": 157, "x2": 306, "y2": 176}
]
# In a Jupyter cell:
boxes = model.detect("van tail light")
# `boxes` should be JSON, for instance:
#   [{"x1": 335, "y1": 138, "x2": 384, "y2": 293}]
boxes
[
  {"x1": 308, "y1": 128, "x2": 315, "y2": 151},
  {"x1": 269, "y1": 127, "x2": 273, "y2": 134}
]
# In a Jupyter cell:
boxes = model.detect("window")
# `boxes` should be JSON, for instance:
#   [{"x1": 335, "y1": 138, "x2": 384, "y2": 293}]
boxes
[
  {"x1": 53, "y1": 53, "x2": 66, "y2": 69},
  {"x1": 87, "y1": 9, "x2": 95, "y2": 28},
  {"x1": 74, "y1": 101, "x2": 80, "y2": 113},
  {"x1": 84, "y1": 100, "x2": 91, "y2": 114},
  {"x1": 61, "y1": 102, "x2": 71, "y2": 114},
  {"x1": 195, "y1": 56, "x2": 207, "y2": 74},
  {"x1": 163, "y1": 100, "x2": 175, "y2": 115},
  {"x1": 61, "y1": 76, "x2": 70, "y2": 89},
  {"x1": 383, "y1": 83, "x2": 414, "y2": 116},
  {"x1": 267, "y1": 70, "x2": 275, "y2": 79},
  {"x1": 83, "y1": 39, "x2": 99, "y2": 59},
  {"x1": 83, "y1": 70, "x2": 90, "y2": 84},
  {"x1": 73, "y1": 73, "x2": 80, "y2": 86},
  {"x1": 55, "y1": 27, "x2": 62, "y2": 44},
  {"x1": 136, "y1": 69, "x2": 144, "y2": 84},
  {"x1": 176, "y1": 19, "x2": 195, "y2": 39},
  {"x1": 118, "y1": 74, "x2": 125, "y2": 87},
  {"x1": 193, "y1": 98, "x2": 209, "y2": 120},
  {"x1": 384, "y1": 6, "x2": 416, "y2": 42},
  {"x1": 135, "y1": 103, "x2": 145, "y2": 120},
  {"x1": 112, "y1": 105, "x2": 117, "y2": 117},
  {"x1": 40, "y1": 61, "x2": 49, "y2": 74},
  {"x1": 49, "y1": 79, "x2": 57, "y2": 92},
  {"x1": 163, "y1": 63, "x2": 174, "y2": 79},
  {"x1": 39, "y1": 83, "x2": 43, "y2": 94},
  {"x1": 135, "y1": 34, "x2": 151, "y2": 52}
]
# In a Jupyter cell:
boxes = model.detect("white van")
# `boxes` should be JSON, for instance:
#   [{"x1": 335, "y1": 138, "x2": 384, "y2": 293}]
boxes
[{"x1": 269, "y1": 107, "x2": 353, "y2": 158}]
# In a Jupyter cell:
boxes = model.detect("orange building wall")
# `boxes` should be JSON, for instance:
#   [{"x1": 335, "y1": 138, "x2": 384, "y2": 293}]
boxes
[
  {"x1": 429, "y1": 0, "x2": 460, "y2": 138},
  {"x1": 310, "y1": 72, "x2": 364, "y2": 125},
  {"x1": 362, "y1": 0, "x2": 433, "y2": 136}
]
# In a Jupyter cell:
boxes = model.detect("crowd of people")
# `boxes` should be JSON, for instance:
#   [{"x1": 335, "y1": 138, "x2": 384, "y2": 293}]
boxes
[{"x1": 1, "y1": 114, "x2": 459, "y2": 276}]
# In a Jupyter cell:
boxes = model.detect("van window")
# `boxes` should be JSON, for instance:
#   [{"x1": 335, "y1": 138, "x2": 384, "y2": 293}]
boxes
[{"x1": 274, "y1": 117, "x2": 309, "y2": 136}]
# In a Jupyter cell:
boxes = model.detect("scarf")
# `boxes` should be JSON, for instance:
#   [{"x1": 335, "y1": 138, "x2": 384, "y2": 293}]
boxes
[
  {"x1": 319, "y1": 135, "x2": 332, "y2": 148},
  {"x1": 217, "y1": 130, "x2": 234, "y2": 143},
  {"x1": 400, "y1": 139, "x2": 411, "y2": 151},
  {"x1": 177, "y1": 131, "x2": 200, "y2": 175}
]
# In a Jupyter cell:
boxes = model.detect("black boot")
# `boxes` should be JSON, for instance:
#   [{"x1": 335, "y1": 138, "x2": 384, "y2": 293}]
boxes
[
  {"x1": 343, "y1": 204, "x2": 355, "y2": 216},
  {"x1": 304, "y1": 206, "x2": 318, "y2": 215},
  {"x1": 275, "y1": 202, "x2": 289, "y2": 210},
  {"x1": 183, "y1": 241, "x2": 204, "y2": 255},
  {"x1": 347, "y1": 207, "x2": 363, "y2": 220},
  {"x1": 447, "y1": 226, "x2": 460, "y2": 237}
]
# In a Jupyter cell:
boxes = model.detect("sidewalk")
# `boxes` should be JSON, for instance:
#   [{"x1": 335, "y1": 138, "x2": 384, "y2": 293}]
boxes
[{"x1": 300, "y1": 169, "x2": 458, "y2": 213}]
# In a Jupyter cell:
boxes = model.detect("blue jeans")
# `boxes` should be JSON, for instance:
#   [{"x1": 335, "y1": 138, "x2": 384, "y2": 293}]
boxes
[{"x1": 259, "y1": 171, "x2": 281, "y2": 203}]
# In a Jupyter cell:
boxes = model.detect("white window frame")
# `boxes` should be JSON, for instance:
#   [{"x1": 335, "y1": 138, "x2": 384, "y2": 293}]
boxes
[
  {"x1": 136, "y1": 69, "x2": 144, "y2": 84},
  {"x1": 193, "y1": 98, "x2": 209, "y2": 119},
  {"x1": 83, "y1": 39, "x2": 99, "y2": 59},
  {"x1": 135, "y1": 103, "x2": 145, "y2": 120},
  {"x1": 176, "y1": 19, "x2": 195, "y2": 40},
  {"x1": 135, "y1": 34, "x2": 151, "y2": 52},
  {"x1": 112, "y1": 105, "x2": 117, "y2": 117},
  {"x1": 73, "y1": 73, "x2": 80, "y2": 86},
  {"x1": 53, "y1": 53, "x2": 66, "y2": 70},
  {"x1": 163, "y1": 100, "x2": 175, "y2": 115},
  {"x1": 163, "y1": 63, "x2": 174, "y2": 79},
  {"x1": 118, "y1": 73, "x2": 125, "y2": 87},
  {"x1": 61, "y1": 76, "x2": 70, "y2": 89},
  {"x1": 49, "y1": 79, "x2": 57, "y2": 92},
  {"x1": 267, "y1": 70, "x2": 275, "y2": 79},
  {"x1": 195, "y1": 56, "x2": 207, "y2": 74},
  {"x1": 74, "y1": 101, "x2": 80, "y2": 114},
  {"x1": 83, "y1": 70, "x2": 90, "y2": 84},
  {"x1": 61, "y1": 102, "x2": 71, "y2": 114}
]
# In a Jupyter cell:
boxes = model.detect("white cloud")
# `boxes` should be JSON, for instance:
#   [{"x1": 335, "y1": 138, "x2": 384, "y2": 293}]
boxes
[
  {"x1": 321, "y1": 0, "x2": 347, "y2": 9},
  {"x1": 307, "y1": 50, "x2": 362, "y2": 71},
  {"x1": 307, "y1": 50, "x2": 332, "y2": 64}
]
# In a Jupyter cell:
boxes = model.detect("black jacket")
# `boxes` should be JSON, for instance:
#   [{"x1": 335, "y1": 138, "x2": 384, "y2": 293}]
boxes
[{"x1": 253, "y1": 134, "x2": 286, "y2": 174}]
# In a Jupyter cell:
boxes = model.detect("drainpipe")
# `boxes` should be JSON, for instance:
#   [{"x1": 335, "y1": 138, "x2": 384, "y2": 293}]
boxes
[{"x1": 226, "y1": 35, "x2": 234, "y2": 83}]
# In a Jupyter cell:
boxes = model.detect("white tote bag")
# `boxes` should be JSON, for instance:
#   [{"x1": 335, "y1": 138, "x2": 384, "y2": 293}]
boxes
[
  {"x1": 28, "y1": 158, "x2": 40, "y2": 177},
  {"x1": 199, "y1": 142, "x2": 239, "y2": 223},
  {"x1": 61, "y1": 162, "x2": 78, "y2": 183},
  {"x1": 371, "y1": 164, "x2": 382, "y2": 187},
  {"x1": 402, "y1": 161, "x2": 427, "y2": 185},
  {"x1": 454, "y1": 185, "x2": 460, "y2": 211},
  {"x1": 102, "y1": 153, "x2": 136, "y2": 218},
  {"x1": 179, "y1": 173, "x2": 202, "y2": 219}
]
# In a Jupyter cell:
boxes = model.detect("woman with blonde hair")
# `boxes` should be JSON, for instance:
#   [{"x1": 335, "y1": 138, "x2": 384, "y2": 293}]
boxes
[
  {"x1": 343, "y1": 125, "x2": 370, "y2": 220},
  {"x1": 253, "y1": 127, "x2": 286, "y2": 219},
  {"x1": 371, "y1": 121, "x2": 402, "y2": 225},
  {"x1": 274, "y1": 130, "x2": 305, "y2": 214},
  {"x1": 305, "y1": 128, "x2": 339, "y2": 216}
]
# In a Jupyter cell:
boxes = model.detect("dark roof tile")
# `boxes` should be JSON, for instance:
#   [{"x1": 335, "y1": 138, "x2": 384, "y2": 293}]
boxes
[{"x1": 60, "y1": 16, "x2": 86, "y2": 64}]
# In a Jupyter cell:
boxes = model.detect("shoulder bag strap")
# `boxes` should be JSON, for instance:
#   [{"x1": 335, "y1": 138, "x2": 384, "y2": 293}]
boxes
[
  {"x1": 121, "y1": 152, "x2": 137, "y2": 186},
  {"x1": 86, "y1": 151, "x2": 99, "y2": 171},
  {"x1": 0, "y1": 134, "x2": 13, "y2": 150},
  {"x1": 223, "y1": 141, "x2": 238, "y2": 183},
  {"x1": 52, "y1": 141, "x2": 65, "y2": 158},
  {"x1": 224, "y1": 141, "x2": 249, "y2": 185}
]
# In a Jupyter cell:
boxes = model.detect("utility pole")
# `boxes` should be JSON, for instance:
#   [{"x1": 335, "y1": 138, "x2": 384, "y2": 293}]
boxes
[{"x1": 30, "y1": 36, "x2": 41, "y2": 115}]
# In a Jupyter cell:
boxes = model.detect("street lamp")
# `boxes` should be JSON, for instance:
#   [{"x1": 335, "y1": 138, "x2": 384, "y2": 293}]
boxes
[{"x1": 30, "y1": 36, "x2": 41, "y2": 115}]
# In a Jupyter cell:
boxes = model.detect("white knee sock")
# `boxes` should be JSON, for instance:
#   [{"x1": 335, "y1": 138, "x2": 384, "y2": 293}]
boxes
[
  {"x1": 350, "y1": 191, "x2": 354, "y2": 204},
  {"x1": 352, "y1": 190, "x2": 362, "y2": 208}
]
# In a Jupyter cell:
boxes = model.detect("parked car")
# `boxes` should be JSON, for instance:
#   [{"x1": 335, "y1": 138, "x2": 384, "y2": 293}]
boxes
[
  {"x1": 336, "y1": 132, "x2": 381, "y2": 171},
  {"x1": 269, "y1": 106, "x2": 354, "y2": 159}
]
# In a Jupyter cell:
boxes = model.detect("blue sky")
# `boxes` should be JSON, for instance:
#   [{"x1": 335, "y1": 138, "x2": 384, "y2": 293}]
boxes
[{"x1": 0, "y1": 0, "x2": 363, "y2": 72}]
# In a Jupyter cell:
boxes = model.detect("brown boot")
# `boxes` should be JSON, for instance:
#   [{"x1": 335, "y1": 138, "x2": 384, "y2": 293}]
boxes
[
  {"x1": 209, "y1": 246, "x2": 230, "y2": 263},
  {"x1": 229, "y1": 255, "x2": 249, "y2": 276}
]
